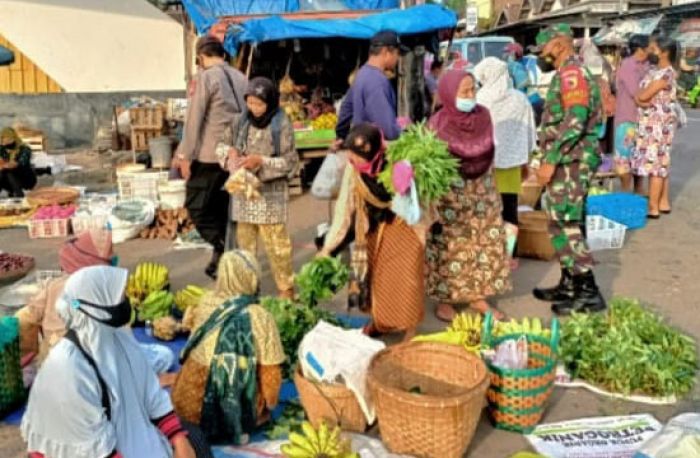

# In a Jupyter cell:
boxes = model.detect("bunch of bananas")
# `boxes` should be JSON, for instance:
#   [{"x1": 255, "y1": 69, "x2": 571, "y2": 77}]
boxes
[
  {"x1": 413, "y1": 312, "x2": 482, "y2": 353},
  {"x1": 311, "y1": 113, "x2": 337, "y2": 131},
  {"x1": 494, "y1": 317, "x2": 551, "y2": 339},
  {"x1": 174, "y1": 285, "x2": 206, "y2": 312},
  {"x1": 281, "y1": 422, "x2": 358, "y2": 458},
  {"x1": 126, "y1": 262, "x2": 169, "y2": 307},
  {"x1": 139, "y1": 290, "x2": 174, "y2": 322}
]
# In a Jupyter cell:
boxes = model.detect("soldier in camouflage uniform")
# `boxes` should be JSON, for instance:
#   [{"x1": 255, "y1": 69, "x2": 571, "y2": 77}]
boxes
[{"x1": 530, "y1": 24, "x2": 607, "y2": 315}]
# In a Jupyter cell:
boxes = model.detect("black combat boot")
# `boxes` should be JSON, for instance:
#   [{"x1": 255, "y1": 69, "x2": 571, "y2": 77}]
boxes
[
  {"x1": 551, "y1": 270, "x2": 607, "y2": 316},
  {"x1": 205, "y1": 249, "x2": 223, "y2": 280},
  {"x1": 533, "y1": 269, "x2": 575, "y2": 302}
]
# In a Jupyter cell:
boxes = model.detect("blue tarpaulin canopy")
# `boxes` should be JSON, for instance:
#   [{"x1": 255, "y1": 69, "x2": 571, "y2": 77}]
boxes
[
  {"x1": 181, "y1": 0, "x2": 399, "y2": 34},
  {"x1": 0, "y1": 45, "x2": 14, "y2": 66},
  {"x1": 224, "y1": 5, "x2": 457, "y2": 54}
]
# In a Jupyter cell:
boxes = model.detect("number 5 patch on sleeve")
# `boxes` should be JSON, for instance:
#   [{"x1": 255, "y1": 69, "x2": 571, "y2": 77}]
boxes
[{"x1": 559, "y1": 65, "x2": 589, "y2": 108}]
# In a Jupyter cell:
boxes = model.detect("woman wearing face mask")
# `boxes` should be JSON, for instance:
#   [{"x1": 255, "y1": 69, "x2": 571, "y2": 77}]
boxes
[
  {"x1": 631, "y1": 36, "x2": 679, "y2": 218},
  {"x1": 426, "y1": 70, "x2": 511, "y2": 322},
  {"x1": 319, "y1": 123, "x2": 425, "y2": 340},
  {"x1": 225, "y1": 77, "x2": 299, "y2": 298},
  {"x1": 22, "y1": 266, "x2": 199, "y2": 458},
  {"x1": 0, "y1": 127, "x2": 37, "y2": 197}
]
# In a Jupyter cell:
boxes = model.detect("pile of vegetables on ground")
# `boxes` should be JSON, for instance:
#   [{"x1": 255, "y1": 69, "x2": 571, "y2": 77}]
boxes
[
  {"x1": 378, "y1": 122, "x2": 459, "y2": 205},
  {"x1": 560, "y1": 297, "x2": 697, "y2": 397},
  {"x1": 140, "y1": 208, "x2": 195, "y2": 240}
]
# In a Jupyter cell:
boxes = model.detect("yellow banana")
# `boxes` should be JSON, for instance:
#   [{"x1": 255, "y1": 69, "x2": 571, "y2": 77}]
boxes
[
  {"x1": 301, "y1": 422, "x2": 320, "y2": 453},
  {"x1": 288, "y1": 432, "x2": 316, "y2": 455},
  {"x1": 317, "y1": 422, "x2": 329, "y2": 454},
  {"x1": 532, "y1": 318, "x2": 542, "y2": 335},
  {"x1": 280, "y1": 443, "x2": 312, "y2": 458}
]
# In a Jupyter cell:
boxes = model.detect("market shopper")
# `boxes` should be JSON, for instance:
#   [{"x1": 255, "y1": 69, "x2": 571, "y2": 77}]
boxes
[
  {"x1": 504, "y1": 43, "x2": 530, "y2": 93},
  {"x1": 319, "y1": 123, "x2": 424, "y2": 340},
  {"x1": 474, "y1": 57, "x2": 537, "y2": 227},
  {"x1": 0, "y1": 127, "x2": 37, "y2": 198},
  {"x1": 631, "y1": 36, "x2": 679, "y2": 218},
  {"x1": 21, "y1": 266, "x2": 200, "y2": 458},
  {"x1": 530, "y1": 24, "x2": 606, "y2": 315},
  {"x1": 426, "y1": 69, "x2": 511, "y2": 322},
  {"x1": 225, "y1": 77, "x2": 298, "y2": 299},
  {"x1": 351, "y1": 30, "x2": 408, "y2": 140},
  {"x1": 425, "y1": 59, "x2": 444, "y2": 109},
  {"x1": 615, "y1": 34, "x2": 650, "y2": 192},
  {"x1": 173, "y1": 250, "x2": 285, "y2": 445},
  {"x1": 175, "y1": 35, "x2": 247, "y2": 279},
  {"x1": 15, "y1": 229, "x2": 115, "y2": 363}
]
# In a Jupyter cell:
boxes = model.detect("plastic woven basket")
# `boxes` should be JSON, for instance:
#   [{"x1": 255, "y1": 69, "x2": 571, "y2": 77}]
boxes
[
  {"x1": 587, "y1": 193, "x2": 647, "y2": 230},
  {"x1": 481, "y1": 313, "x2": 559, "y2": 434},
  {"x1": 586, "y1": 215, "x2": 626, "y2": 251}
]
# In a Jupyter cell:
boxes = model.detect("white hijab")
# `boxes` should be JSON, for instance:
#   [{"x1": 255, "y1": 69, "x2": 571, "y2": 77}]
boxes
[
  {"x1": 21, "y1": 266, "x2": 173, "y2": 458},
  {"x1": 474, "y1": 57, "x2": 537, "y2": 169}
]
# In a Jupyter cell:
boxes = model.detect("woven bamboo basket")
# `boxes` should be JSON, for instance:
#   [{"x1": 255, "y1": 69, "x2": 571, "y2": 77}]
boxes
[
  {"x1": 481, "y1": 313, "x2": 560, "y2": 433},
  {"x1": 26, "y1": 187, "x2": 80, "y2": 207},
  {"x1": 367, "y1": 342, "x2": 489, "y2": 458},
  {"x1": 294, "y1": 367, "x2": 367, "y2": 432}
]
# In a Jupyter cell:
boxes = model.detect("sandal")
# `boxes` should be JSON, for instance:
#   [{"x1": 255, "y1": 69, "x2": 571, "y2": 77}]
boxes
[
  {"x1": 362, "y1": 323, "x2": 382, "y2": 338},
  {"x1": 469, "y1": 300, "x2": 506, "y2": 320},
  {"x1": 435, "y1": 303, "x2": 457, "y2": 323}
]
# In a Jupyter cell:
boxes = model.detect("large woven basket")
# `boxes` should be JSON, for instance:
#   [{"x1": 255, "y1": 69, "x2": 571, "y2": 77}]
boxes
[
  {"x1": 26, "y1": 187, "x2": 79, "y2": 207},
  {"x1": 481, "y1": 313, "x2": 559, "y2": 433},
  {"x1": 367, "y1": 342, "x2": 489, "y2": 458},
  {"x1": 294, "y1": 367, "x2": 367, "y2": 432}
]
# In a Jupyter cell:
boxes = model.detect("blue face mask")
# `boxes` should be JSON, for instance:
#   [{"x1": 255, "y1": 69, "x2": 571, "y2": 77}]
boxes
[{"x1": 456, "y1": 97, "x2": 477, "y2": 113}]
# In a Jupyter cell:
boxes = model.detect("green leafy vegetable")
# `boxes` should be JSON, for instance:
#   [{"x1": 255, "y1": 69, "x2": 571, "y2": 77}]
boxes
[
  {"x1": 295, "y1": 256, "x2": 349, "y2": 307},
  {"x1": 265, "y1": 401, "x2": 306, "y2": 439},
  {"x1": 378, "y1": 122, "x2": 460, "y2": 204},
  {"x1": 560, "y1": 297, "x2": 698, "y2": 397},
  {"x1": 261, "y1": 296, "x2": 342, "y2": 379}
]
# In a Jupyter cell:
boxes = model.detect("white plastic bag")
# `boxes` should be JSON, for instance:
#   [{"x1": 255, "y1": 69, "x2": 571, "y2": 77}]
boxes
[
  {"x1": 311, "y1": 152, "x2": 347, "y2": 200},
  {"x1": 490, "y1": 336, "x2": 528, "y2": 370},
  {"x1": 108, "y1": 199, "x2": 155, "y2": 244},
  {"x1": 391, "y1": 181, "x2": 421, "y2": 226},
  {"x1": 298, "y1": 321, "x2": 385, "y2": 423},
  {"x1": 634, "y1": 413, "x2": 700, "y2": 458}
]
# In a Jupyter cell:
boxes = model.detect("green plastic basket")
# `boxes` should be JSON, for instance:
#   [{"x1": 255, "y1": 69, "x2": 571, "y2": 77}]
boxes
[
  {"x1": 481, "y1": 312, "x2": 559, "y2": 434},
  {"x1": 0, "y1": 316, "x2": 26, "y2": 419},
  {"x1": 294, "y1": 129, "x2": 336, "y2": 150}
]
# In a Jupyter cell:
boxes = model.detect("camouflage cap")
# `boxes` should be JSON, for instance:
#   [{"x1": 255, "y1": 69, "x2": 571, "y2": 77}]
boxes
[{"x1": 533, "y1": 23, "x2": 574, "y2": 51}]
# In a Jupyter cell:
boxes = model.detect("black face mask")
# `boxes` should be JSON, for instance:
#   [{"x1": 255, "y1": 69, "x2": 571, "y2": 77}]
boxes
[
  {"x1": 647, "y1": 53, "x2": 660, "y2": 65},
  {"x1": 74, "y1": 298, "x2": 133, "y2": 328},
  {"x1": 2, "y1": 142, "x2": 16, "y2": 150},
  {"x1": 537, "y1": 55, "x2": 556, "y2": 73}
]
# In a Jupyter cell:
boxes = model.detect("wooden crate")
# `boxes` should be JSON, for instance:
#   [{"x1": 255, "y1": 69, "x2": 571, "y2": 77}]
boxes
[
  {"x1": 131, "y1": 128, "x2": 162, "y2": 152},
  {"x1": 16, "y1": 128, "x2": 47, "y2": 152},
  {"x1": 130, "y1": 106, "x2": 165, "y2": 130}
]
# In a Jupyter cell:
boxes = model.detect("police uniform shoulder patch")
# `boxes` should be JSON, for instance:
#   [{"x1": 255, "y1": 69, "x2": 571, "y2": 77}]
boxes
[{"x1": 559, "y1": 64, "x2": 589, "y2": 108}]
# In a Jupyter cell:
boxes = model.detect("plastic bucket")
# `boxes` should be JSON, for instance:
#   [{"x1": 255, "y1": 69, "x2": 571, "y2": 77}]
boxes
[
  {"x1": 149, "y1": 136, "x2": 172, "y2": 169},
  {"x1": 159, "y1": 179, "x2": 186, "y2": 209}
]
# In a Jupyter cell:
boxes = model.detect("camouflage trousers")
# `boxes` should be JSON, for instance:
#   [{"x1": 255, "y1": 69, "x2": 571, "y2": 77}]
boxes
[{"x1": 544, "y1": 162, "x2": 594, "y2": 275}]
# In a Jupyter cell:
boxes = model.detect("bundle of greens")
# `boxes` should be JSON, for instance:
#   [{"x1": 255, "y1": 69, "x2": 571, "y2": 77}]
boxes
[
  {"x1": 265, "y1": 401, "x2": 306, "y2": 439},
  {"x1": 378, "y1": 122, "x2": 459, "y2": 205},
  {"x1": 295, "y1": 256, "x2": 349, "y2": 307},
  {"x1": 261, "y1": 296, "x2": 342, "y2": 379},
  {"x1": 560, "y1": 297, "x2": 697, "y2": 397}
]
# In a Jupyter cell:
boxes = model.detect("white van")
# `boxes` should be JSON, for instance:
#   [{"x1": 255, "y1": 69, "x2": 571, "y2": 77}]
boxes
[{"x1": 440, "y1": 36, "x2": 515, "y2": 67}]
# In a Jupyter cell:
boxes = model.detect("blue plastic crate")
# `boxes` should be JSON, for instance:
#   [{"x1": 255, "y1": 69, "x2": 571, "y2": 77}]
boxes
[{"x1": 587, "y1": 193, "x2": 648, "y2": 230}]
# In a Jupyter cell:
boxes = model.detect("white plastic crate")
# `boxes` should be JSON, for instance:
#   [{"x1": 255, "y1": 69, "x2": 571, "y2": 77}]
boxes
[
  {"x1": 71, "y1": 214, "x2": 110, "y2": 235},
  {"x1": 117, "y1": 170, "x2": 168, "y2": 203},
  {"x1": 586, "y1": 215, "x2": 626, "y2": 251},
  {"x1": 28, "y1": 218, "x2": 70, "y2": 239}
]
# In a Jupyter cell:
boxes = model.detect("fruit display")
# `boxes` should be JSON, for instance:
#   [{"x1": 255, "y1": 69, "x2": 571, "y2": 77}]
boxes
[
  {"x1": 174, "y1": 285, "x2": 206, "y2": 312},
  {"x1": 32, "y1": 204, "x2": 76, "y2": 220},
  {"x1": 140, "y1": 208, "x2": 195, "y2": 240},
  {"x1": 224, "y1": 169, "x2": 262, "y2": 200},
  {"x1": 138, "y1": 290, "x2": 174, "y2": 322},
  {"x1": 493, "y1": 317, "x2": 552, "y2": 339},
  {"x1": 311, "y1": 113, "x2": 337, "y2": 131},
  {"x1": 280, "y1": 75, "x2": 306, "y2": 123},
  {"x1": 152, "y1": 316, "x2": 182, "y2": 341},
  {"x1": 413, "y1": 312, "x2": 482, "y2": 353},
  {"x1": 126, "y1": 262, "x2": 169, "y2": 307},
  {"x1": 0, "y1": 253, "x2": 34, "y2": 279},
  {"x1": 280, "y1": 421, "x2": 359, "y2": 458}
]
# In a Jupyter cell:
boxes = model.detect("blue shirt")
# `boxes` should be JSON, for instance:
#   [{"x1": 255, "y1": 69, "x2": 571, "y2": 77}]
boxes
[
  {"x1": 507, "y1": 59, "x2": 529, "y2": 93},
  {"x1": 351, "y1": 64, "x2": 401, "y2": 140}
]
